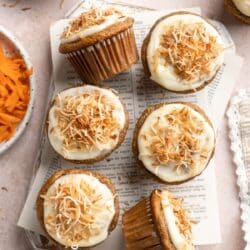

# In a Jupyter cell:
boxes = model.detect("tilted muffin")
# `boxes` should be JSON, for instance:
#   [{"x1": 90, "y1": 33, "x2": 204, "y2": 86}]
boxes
[
  {"x1": 141, "y1": 11, "x2": 224, "y2": 93},
  {"x1": 133, "y1": 102, "x2": 215, "y2": 184},
  {"x1": 225, "y1": 0, "x2": 250, "y2": 24},
  {"x1": 36, "y1": 169, "x2": 119, "y2": 249},
  {"x1": 122, "y1": 189, "x2": 194, "y2": 250},
  {"x1": 47, "y1": 85, "x2": 129, "y2": 163},
  {"x1": 59, "y1": 8, "x2": 138, "y2": 84}
]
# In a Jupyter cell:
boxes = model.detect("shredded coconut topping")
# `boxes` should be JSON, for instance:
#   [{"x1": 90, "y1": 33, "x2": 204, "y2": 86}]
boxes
[
  {"x1": 41, "y1": 178, "x2": 114, "y2": 248},
  {"x1": 153, "y1": 21, "x2": 223, "y2": 82},
  {"x1": 53, "y1": 89, "x2": 122, "y2": 152},
  {"x1": 61, "y1": 8, "x2": 124, "y2": 38},
  {"x1": 157, "y1": 190, "x2": 193, "y2": 243},
  {"x1": 142, "y1": 107, "x2": 210, "y2": 174}
]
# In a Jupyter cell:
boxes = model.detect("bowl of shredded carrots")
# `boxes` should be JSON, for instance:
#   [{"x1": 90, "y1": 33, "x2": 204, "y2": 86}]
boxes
[{"x1": 0, "y1": 26, "x2": 35, "y2": 154}]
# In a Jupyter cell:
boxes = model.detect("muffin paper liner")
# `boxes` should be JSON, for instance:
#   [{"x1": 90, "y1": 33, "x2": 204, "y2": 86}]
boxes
[
  {"x1": 66, "y1": 27, "x2": 138, "y2": 84},
  {"x1": 122, "y1": 198, "x2": 162, "y2": 250}
]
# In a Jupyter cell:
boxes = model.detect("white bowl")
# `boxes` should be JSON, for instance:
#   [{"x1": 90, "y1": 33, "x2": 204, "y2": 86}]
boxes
[{"x1": 0, "y1": 26, "x2": 35, "y2": 155}]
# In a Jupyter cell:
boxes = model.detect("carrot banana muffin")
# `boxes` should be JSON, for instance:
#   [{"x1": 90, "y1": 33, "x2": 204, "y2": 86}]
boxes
[
  {"x1": 225, "y1": 0, "x2": 250, "y2": 24},
  {"x1": 122, "y1": 189, "x2": 194, "y2": 250},
  {"x1": 47, "y1": 85, "x2": 129, "y2": 163},
  {"x1": 36, "y1": 169, "x2": 119, "y2": 249},
  {"x1": 141, "y1": 11, "x2": 224, "y2": 93},
  {"x1": 133, "y1": 102, "x2": 215, "y2": 184},
  {"x1": 59, "y1": 8, "x2": 138, "y2": 84}
]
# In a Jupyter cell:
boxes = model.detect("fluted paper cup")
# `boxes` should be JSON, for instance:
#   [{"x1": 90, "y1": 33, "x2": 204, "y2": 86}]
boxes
[{"x1": 66, "y1": 27, "x2": 138, "y2": 84}]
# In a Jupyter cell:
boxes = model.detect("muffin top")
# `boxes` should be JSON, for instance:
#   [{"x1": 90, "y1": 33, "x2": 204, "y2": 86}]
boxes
[
  {"x1": 137, "y1": 103, "x2": 215, "y2": 183},
  {"x1": 146, "y1": 12, "x2": 224, "y2": 92},
  {"x1": 232, "y1": 0, "x2": 250, "y2": 16},
  {"x1": 153, "y1": 190, "x2": 194, "y2": 250},
  {"x1": 60, "y1": 7, "x2": 134, "y2": 51},
  {"x1": 47, "y1": 85, "x2": 127, "y2": 161},
  {"x1": 40, "y1": 171, "x2": 116, "y2": 248}
]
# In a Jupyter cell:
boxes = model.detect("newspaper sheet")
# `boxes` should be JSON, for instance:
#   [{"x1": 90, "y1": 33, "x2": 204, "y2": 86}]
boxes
[{"x1": 18, "y1": 1, "x2": 244, "y2": 249}]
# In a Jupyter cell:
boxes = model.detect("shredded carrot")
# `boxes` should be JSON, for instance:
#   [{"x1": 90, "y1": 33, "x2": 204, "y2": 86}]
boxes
[{"x1": 0, "y1": 44, "x2": 32, "y2": 143}]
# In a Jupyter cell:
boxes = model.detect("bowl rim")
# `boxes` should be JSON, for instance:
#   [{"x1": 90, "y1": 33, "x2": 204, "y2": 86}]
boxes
[{"x1": 0, "y1": 25, "x2": 36, "y2": 155}]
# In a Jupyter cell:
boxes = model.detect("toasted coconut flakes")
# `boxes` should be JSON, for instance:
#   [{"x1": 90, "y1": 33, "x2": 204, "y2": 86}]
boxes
[
  {"x1": 157, "y1": 190, "x2": 193, "y2": 243},
  {"x1": 53, "y1": 90, "x2": 122, "y2": 151},
  {"x1": 41, "y1": 180, "x2": 114, "y2": 247},
  {"x1": 154, "y1": 21, "x2": 223, "y2": 82},
  {"x1": 143, "y1": 107, "x2": 210, "y2": 174},
  {"x1": 61, "y1": 8, "x2": 124, "y2": 39}
]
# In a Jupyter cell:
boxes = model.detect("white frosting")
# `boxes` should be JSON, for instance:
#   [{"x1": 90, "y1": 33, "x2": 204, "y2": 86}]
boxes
[
  {"x1": 146, "y1": 14, "x2": 224, "y2": 91},
  {"x1": 48, "y1": 85, "x2": 126, "y2": 160},
  {"x1": 43, "y1": 173, "x2": 115, "y2": 248},
  {"x1": 161, "y1": 190, "x2": 194, "y2": 250},
  {"x1": 232, "y1": 0, "x2": 250, "y2": 16},
  {"x1": 137, "y1": 104, "x2": 215, "y2": 183},
  {"x1": 61, "y1": 14, "x2": 126, "y2": 44}
]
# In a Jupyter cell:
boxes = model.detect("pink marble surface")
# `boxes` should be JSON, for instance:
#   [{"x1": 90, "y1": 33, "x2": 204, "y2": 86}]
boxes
[{"x1": 0, "y1": 0, "x2": 248, "y2": 249}]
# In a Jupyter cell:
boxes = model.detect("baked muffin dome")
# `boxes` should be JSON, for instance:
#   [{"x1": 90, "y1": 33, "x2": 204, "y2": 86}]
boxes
[
  {"x1": 141, "y1": 12, "x2": 224, "y2": 93},
  {"x1": 47, "y1": 85, "x2": 129, "y2": 163},
  {"x1": 133, "y1": 102, "x2": 215, "y2": 184}
]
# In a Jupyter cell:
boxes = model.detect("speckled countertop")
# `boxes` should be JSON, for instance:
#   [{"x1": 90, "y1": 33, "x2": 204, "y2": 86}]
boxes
[{"x1": 0, "y1": 0, "x2": 249, "y2": 249}]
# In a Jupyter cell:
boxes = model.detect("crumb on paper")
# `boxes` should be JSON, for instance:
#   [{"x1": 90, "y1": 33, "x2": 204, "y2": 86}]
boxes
[
  {"x1": 1, "y1": 187, "x2": 8, "y2": 192},
  {"x1": 60, "y1": 0, "x2": 64, "y2": 9},
  {"x1": 1, "y1": 0, "x2": 21, "y2": 8},
  {"x1": 124, "y1": 201, "x2": 129, "y2": 207},
  {"x1": 21, "y1": 7, "x2": 31, "y2": 11},
  {"x1": 191, "y1": 219, "x2": 199, "y2": 224}
]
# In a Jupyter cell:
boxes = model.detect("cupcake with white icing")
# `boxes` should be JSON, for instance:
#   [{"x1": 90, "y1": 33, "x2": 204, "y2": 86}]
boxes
[
  {"x1": 141, "y1": 11, "x2": 224, "y2": 93},
  {"x1": 36, "y1": 169, "x2": 119, "y2": 249},
  {"x1": 225, "y1": 0, "x2": 250, "y2": 24},
  {"x1": 47, "y1": 85, "x2": 129, "y2": 163},
  {"x1": 122, "y1": 189, "x2": 194, "y2": 250},
  {"x1": 133, "y1": 102, "x2": 215, "y2": 184},
  {"x1": 59, "y1": 7, "x2": 138, "y2": 84}
]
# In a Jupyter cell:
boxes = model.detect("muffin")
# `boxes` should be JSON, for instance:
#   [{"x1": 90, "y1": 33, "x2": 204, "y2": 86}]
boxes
[
  {"x1": 47, "y1": 85, "x2": 129, "y2": 163},
  {"x1": 225, "y1": 0, "x2": 250, "y2": 24},
  {"x1": 132, "y1": 102, "x2": 215, "y2": 184},
  {"x1": 122, "y1": 189, "x2": 194, "y2": 250},
  {"x1": 59, "y1": 8, "x2": 138, "y2": 84},
  {"x1": 141, "y1": 11, "x2": 224, "y2": 93},
  {"x1": 36, "y1": 169, "x2": 119, "y2": 249}
]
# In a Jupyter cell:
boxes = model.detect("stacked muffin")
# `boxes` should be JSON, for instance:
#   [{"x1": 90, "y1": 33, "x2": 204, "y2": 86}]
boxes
[{"x1": 36, "y1": 7, "x2": 223, "y2": 249}]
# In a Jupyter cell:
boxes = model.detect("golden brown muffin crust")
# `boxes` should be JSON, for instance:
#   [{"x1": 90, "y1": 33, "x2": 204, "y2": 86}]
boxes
[
  {"x1": 225, "y1": 0, "x2": 250, "y2": 24},
  {"x1": 151, "y1": 190, "x2": 175, "y2": 250},
  {"x1": 59, "y1": 17, "x2": 134, "y2": 53},
  {"x1": 36, "y1": 168, "x2": 119, "y2": 250}
]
